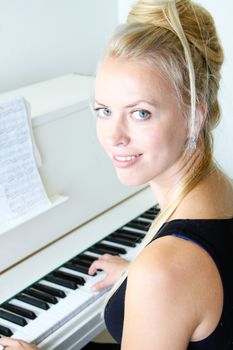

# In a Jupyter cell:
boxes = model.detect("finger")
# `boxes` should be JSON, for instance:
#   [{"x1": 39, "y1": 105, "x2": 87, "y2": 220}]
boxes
[
  {"x1": 0, "y1": 337, "x2": 37, "y2": 350},
  {"x1": 98, "y1": 253, "x2": 113, "y2": 261},
  {"x1": 0, "y1": 338, "x2": 23, "y2": 349},
  {"x1": 91, "y1": 277, "x2": 112, "y2": 292},
  {"x1": 0, "y1": 337, "x2": 17, "y2": 347},
  {"x1": 88, "y1": 259, "x2": 107, "y2": 275}
]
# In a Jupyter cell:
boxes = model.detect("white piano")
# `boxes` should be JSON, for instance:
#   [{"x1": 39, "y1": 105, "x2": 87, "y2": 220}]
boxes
[{"x1": 0, "y1": 74, "x2": 157, "y2": 349}]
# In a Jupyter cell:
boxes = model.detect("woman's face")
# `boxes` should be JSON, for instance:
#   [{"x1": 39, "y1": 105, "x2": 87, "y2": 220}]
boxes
[{"x1": 94, "y1": 57, "x2": 188, "y2": 187}]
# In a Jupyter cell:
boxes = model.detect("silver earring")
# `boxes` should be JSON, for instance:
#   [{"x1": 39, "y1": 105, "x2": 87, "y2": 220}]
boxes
[{"x1": 188, "y1": 136, "x2": 197, "y2": 150}]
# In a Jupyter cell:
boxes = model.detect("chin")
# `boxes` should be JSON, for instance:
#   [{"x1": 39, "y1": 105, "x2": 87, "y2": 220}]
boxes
[{"x1": 116, "y1": 171, "x2": 147, "y2": 187}]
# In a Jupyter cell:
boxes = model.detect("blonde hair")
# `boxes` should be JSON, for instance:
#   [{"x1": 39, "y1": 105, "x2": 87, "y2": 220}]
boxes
[{"x1": 101, "y1": 0, "x2": 224, "y2": 303}]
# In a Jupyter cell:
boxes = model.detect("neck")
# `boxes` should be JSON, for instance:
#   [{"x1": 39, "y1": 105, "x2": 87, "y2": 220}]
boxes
[{"x1": 149, "y1": 147, "x2": 209, "y2": 212}]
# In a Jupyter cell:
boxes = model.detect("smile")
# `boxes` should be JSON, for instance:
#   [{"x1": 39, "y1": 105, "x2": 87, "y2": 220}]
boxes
[
  {"x1": 114, "y1": 154, "x2": 141, "y2": 161},
  {"x1": 112, "y1": 154, "x2": 142, "y2": 168}
]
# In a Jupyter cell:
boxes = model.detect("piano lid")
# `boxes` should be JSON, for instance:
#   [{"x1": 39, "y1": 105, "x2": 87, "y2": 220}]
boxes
[{"x1": 0, "y1": 74, "x2": 145, "y2": 272}]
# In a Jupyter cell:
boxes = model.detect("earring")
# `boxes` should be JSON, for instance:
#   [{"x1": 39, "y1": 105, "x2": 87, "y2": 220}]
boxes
[{"x1": 188, "y1": 136, "x2": 197, "y2": 150}]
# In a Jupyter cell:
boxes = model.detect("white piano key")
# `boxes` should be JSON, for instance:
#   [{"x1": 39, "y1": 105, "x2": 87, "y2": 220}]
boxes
[
  {"x1": 9, "y1": 297, "x2": 49, "y2": 315},
  {"x1": 3, "y1": 208, "x2": 155, "y2": 346},
  {"x1": 37, "y1": 279, "x2": 73, "y2": 294},
  {"x1": 14, "y1": 238, "x2": 143, "y2": 344},
  {"x1": 123, "y1": 244, "x2": 143, "y2": 260},
  {"x1": 1, "y1": 258, "x2": 124, "y2": 345},
  {"x1": 0, "y1": 316, "x2": 26, "y2": 335},
  {"x1": 98, "y1": 238, "x2": 144, "y2": 261},
  {"x1": 101, "y1": 240, "x2": 128, "y2": 248},
  {"x1": 83, "y1": 271, "x2": 107, "y2": 290},
  {"x1": 122, "y1": 226, "x2": 147, "y2": 234},
  {"x1": 83, "y1": 251, "x2": 100, "y2": 258},
  {"x1": 84, "y1": 239, "x2": 143, "y2": 271},
  {"x1": 11, "y1": 284, "x2": 103, "y2": 344},
  {"x1": 0, "y1": 190, "x2": 157, "y2": 350},
  {"x1": 58, "y1": 266, "x2": 87, "y2": 280}
]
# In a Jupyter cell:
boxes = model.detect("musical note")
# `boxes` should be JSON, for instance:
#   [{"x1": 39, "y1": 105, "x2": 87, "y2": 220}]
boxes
[{"x1": 0, "y1": 96, "x2": 50, "y2": 233}]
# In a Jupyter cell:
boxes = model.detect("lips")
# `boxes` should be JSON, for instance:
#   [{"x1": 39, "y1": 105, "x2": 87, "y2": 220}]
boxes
[
  {"x1": 114, "y1": 154, "x2": 141, "y2": 161},
  {"x1": 112, "y1": 153, "x2": 142, "y2": 168}
]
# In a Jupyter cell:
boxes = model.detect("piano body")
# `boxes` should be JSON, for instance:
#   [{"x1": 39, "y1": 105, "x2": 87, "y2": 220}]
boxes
[{"x1": 0, "y1": 74, "x2": 157, "y2": 349}]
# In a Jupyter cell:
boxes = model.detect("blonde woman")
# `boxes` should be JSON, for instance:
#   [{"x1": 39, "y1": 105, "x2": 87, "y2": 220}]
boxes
[{"x1": 1, "y1": 0, "x2": 233, "y2": 349}]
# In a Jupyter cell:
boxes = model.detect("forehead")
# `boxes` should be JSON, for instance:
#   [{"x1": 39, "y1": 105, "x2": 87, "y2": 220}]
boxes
[{"x1": 95, "y1": 57, "x2": 175, "y2": 104}]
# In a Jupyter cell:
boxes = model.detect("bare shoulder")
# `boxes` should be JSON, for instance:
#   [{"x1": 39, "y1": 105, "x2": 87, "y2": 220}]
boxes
[
  {"x1": 129, "y1": 235, "x2": 220, "y2": 292},
  {"x1": 128, "y1": 235, "x2": 204, "y2": 299},
  {"x1": 122, "y1": 235, "x2": 223, "y2": 349},
  {"x1": 129, "y1": 234, "x2": 223, "y2": 317}
]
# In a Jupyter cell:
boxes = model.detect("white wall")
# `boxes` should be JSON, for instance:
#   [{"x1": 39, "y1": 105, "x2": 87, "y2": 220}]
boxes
[
  {"x1": 0, "y1": 0, "x2": 118, "y2": 92},
  {"x1": 118, "y1": 0, "x2": 233, "y2": 178},
  {"x1": 200, "y1": 1, "x2": 233, "y2": 178}
]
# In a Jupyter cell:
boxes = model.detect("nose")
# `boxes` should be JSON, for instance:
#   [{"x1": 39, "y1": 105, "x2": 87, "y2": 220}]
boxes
[{"x1": 105, "y1": 117, "x2": 130, "y2": 147}]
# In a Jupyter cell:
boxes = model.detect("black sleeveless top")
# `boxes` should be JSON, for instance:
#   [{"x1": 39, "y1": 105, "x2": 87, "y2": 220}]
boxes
[{"x1": 104, "y1": 218, "x2": 233, "y2": 349}]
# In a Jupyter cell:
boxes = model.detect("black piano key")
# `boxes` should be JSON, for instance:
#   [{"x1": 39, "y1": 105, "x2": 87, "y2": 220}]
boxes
[
  {"x1": 88, "y1": 246, "x2": 117, "y2": 256},
  {"x1": 111, "y1": 232, "x2": 140, "y2": 243},
  {"x1": 125, "y1": 221, "x2": 148, "y2": 231},
  {"x1": 0, "y1": 324, "x2": 13, "y2": 337},
  {"x1": 2, "y1": 302, "x2": 36, "y2": 320},
  {"x1": 116, "y1": 229, "x2": 145, "y2": 239},
  {"x1": 70, "y1": 257, "x2": 90, "y2": 267},
  {"x1": 52, "y1": 270, "x2": 85, "y2": 285},
  {"x1": 16, "y1": 294, "x2": 50, "y2": 310},
  {"x1": 104, "y1": 235, "x2": 136, "y2": 247},
  {"x1": 133, "y1": 219, "x2": 151, "y2": 228},
  {"x1": 146, "y1": 208, "x2": 160, "y2": 216},
  {"x1": 0, "y1": 309, "x2": 27, "y2": 327},
  {"x1": 33, "y1": 283, "x2": 66, "y2": 298},
  {"x1": 45, "y1": 275, "x2": 78, "y2": 290},
  {"x1": 75, "y1": 254, "x2": 98, "y2": 264},
  {"x1": 140, "y1": 213, "x2": 156, "y2": 220},
  {"x1": 98, "y1": 242, "x2": 127, "y2": 254},
  {"x1": 64, "y1": 262, "x2": 92, "y2": 275},
  {"x1": 91, "y1": 243, "x2": 127, "y2": 255},
  {"x1": 24, "y1": 288, "x2": 58, "y2": 305}
]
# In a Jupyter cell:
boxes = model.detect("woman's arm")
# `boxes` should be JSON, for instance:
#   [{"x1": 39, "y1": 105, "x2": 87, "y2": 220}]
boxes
[{"x1": 121, "y1": 237, "x2": 201, "y2": 350}]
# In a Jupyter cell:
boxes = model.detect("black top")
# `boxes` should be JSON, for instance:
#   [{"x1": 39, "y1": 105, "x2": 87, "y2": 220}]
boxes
[{"x1": 104, "y1": 218, "x2": 233, "y2": 349}]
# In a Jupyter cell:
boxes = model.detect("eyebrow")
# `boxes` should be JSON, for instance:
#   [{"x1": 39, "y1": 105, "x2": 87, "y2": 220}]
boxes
[{"x1": 94, "y1": 99, "x2": 156, "y2": 108}]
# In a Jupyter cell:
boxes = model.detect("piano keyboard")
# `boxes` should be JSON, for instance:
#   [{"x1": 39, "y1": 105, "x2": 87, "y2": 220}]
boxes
[{"x1": 0, "y1": 205, "x2": 159, "y2": 347}]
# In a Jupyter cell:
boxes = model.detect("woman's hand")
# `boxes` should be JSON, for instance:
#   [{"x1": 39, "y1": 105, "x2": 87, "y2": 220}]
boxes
[
  {"x1": 0, "y1": 337, "x2": 38, "y2": 350},
  {"x1": 88, "y1": 254, "x2": 129, "y2": 291},
  {"x1": 0, "y1": 257, "x2": 129, "y2": 349}
]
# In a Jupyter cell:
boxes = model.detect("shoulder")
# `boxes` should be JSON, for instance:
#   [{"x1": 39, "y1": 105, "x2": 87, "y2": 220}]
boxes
[
  {"x1": 128, "y1": 235, "x2": 200, "y2": 297},
  {"x1": 128, "y1": 234, "x2": 220, "y2": 301},
  {"x1": 122, "y1": 237, "x2": 202, "y2": 348},
  {"x1": 124, "y1": 235, "x2": 223, "y2": 344},
  {"x1": 127, "y1": 237, "x2": 200, "y2": 317}
]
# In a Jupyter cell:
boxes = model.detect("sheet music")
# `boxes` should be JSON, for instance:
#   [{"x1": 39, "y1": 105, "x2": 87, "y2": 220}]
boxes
[{"x1": 0, "y1": 96, "x2": 50, "y2": 233}]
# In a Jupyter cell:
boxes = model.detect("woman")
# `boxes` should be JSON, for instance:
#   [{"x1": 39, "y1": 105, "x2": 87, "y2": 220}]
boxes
[{"x1": 1, "y1": 0, "x2": 233, "y2": 349}]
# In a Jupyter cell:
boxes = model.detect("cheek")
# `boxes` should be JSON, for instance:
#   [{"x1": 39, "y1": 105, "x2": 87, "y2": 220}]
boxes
[
  {"x1": 169, "y1": 122, "x2": 187, "y2": 150},
  {"x1": 159, "y1": 114, "x2": 187, "y2": 146},
  {"x1": 138, "y1": 128, "x2": 163, "y2": 152},
  {"x1": 142, "y1": 124, "x2": 186, "y2": 158}
]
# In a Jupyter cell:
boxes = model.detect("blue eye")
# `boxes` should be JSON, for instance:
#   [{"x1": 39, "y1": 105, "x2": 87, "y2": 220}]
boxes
[
  {"x1": 131, "y1": 110, "x2": 151, "y2": 120},
  {"x1": 94, "y1": 107, "x2": 111, "y2": 118}
]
